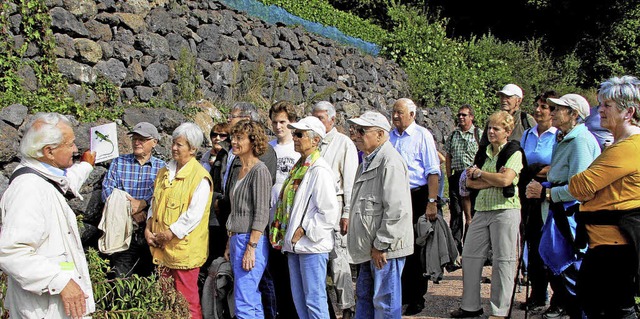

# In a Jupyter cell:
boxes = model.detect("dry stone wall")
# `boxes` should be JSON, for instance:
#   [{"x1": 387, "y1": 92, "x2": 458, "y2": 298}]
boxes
[{"x1": 1, "y1": 0, "x2": 457, "y2": 244}]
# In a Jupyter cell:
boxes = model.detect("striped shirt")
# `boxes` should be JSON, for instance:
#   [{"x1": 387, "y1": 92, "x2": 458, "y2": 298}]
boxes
[
  {"x1": 475, "y1": 145, "x2": 523, "y2": 212},
  {"x1": 226, "y1": 161, "x2": 271, "y2": 234},
  {"x1": 101, "y1": 153, "x2": 165, "y2": 203}
]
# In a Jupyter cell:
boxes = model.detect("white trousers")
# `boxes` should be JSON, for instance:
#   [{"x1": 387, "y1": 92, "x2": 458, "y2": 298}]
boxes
[{"x1": 460, "y1": 208, "x2": 520, "y2": 316}]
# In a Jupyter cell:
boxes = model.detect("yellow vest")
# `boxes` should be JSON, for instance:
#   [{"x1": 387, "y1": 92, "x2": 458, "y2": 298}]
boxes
[{"x1": 150, "y1": 157, "x2": 212, "y2": 269}]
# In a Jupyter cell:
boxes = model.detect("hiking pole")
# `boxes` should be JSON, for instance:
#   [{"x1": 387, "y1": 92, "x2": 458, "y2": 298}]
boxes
[{"x1": 507, "y1": 240, "x2": 525, "y2": 319}]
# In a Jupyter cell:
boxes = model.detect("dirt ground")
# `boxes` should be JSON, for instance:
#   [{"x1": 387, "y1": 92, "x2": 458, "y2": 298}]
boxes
[{"x1": 332, "y1": 204, "x2": 560, "y2": 319}]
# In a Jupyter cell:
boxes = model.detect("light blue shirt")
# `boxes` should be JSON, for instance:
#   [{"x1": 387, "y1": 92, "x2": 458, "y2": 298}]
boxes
[
  {"x1": 390, "y1": 122, "x2": 440, "y2": 189},
  {"x1": 520, "y1": 125, "x2": 558, "y2": 165},
  {"x1": 41, "y1": 162, "x2": 66, "y2": 176}
]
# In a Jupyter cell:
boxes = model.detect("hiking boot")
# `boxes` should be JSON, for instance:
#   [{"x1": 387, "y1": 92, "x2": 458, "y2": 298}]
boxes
[
  {"x1": 403, "y1": 303, "x2": 424, "y2": 316},
  {"x1": 519, "y1": 299, "x2": 548, "y2": 311},
  {"x1": 450, "y1": 308, "x2": 484, "y2": 318},
  {"x1": 542, "y1": 306, "x2": 566, "y2": 319}
]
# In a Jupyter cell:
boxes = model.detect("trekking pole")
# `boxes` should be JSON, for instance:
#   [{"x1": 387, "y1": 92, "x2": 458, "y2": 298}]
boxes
[{"x1": 507, "y1": 241, "x2": 525, "y2": 319}]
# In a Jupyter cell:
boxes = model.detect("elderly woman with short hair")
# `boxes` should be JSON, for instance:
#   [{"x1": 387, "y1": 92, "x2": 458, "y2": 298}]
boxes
[
  {"x1": 146, "y1": 122, "x2": 213, "y2": 319},
  {"x1": 224, "y1": 120, "x2": 271, "y2": 319},
  {"x1": 452, "y1": 111, "x2": 523, "y2": 319},
  {"x1": 569, "y1": 76, "x2": 640, "y2": 319},
  {"x1": 525, "y1": 93, "x2": 600, "y2": 319},
  {"x1": 270, "y1": 116, "x2": 338, "y2": 319}
]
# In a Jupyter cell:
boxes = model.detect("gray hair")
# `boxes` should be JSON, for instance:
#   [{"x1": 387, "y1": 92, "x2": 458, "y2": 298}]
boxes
[
  {"x1": 172, "y1": 122, "x2": 204, "y2": 150},
  {"x1": 598, "y1": 75, "x2": 640, "y2": 126},
  {"x1": 396, "y1": 98, "x2": 417, "y2": 113},
  {"x1": 312, "y1": 101, "x2": 336, "y2": 119},
  {"x1": 232, "y1": 102, "x2": 260, "y2": 122},
  {"x1": 306, "y1": 130, "x2": 324, "y2": 146},
  {"x1": 20, "y1": 113, "x2": 71, "y2": 159}
]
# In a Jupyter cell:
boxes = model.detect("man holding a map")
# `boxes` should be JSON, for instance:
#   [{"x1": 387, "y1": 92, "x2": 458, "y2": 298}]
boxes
[{"x1": 101, "y1": 122, "x2": 166, "y2": 277}]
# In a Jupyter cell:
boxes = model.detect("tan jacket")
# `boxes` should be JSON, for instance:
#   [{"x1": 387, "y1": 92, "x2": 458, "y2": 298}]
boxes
[{"x1": 347, "y1": 141, "x2": 414, "y2": 264}]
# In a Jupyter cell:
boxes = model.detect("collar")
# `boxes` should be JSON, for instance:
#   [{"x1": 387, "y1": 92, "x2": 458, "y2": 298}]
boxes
[
  {"x1": 166, "y1": 157, "x2": 199, "y2": 180},
  {"x1": 459, "y1": 124, "x2": 476, "y2": 134},
  {"x1": 529, "y1": 125, "x2": 558, "y2": 137},
  {"x1": 40, "y1": 162, "x2": 66, "y2": 176},
  {"x1": 393, "y1": 121, "x2": 418, "y2": 137}
]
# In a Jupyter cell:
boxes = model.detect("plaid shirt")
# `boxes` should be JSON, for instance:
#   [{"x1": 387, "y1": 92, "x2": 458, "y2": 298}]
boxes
[
  {"x1": 445, "y1": 125, "x2": 480, "y2": 172},
  {"x1": 101, "y1": 153, "x2": 166, "y2": 203},
  {"x1": 475, "y1": 145, "x2": 523, "y2": 212}
]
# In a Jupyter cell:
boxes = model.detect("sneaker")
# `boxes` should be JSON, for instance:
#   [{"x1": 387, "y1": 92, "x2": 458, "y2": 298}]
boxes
[
  {"x1": 450, "y1": 308, "x2": 484, "y2": 318},
  {"x1": 542, "y1": 306, "x2": 566, "y2": 319}
]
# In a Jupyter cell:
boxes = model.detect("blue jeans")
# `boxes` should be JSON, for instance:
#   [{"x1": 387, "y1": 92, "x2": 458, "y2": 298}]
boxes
[
  {"x1": 288, "y1": 253, "x2": 330, "y2": 319},
  {"x1": 230, "y1": 234, "x2": 268, "y2": 319},
  {"x1": 355, "y1": 258, "x2": 405, "y2": 319}
]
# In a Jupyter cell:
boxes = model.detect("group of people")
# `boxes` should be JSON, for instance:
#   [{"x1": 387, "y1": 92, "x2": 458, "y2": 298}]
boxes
[
  {"x1": 449, "y1": 76, "x2": 640, "y2": 319},
  {"x1": 0, "y1": 75, "x2": 638, "y2": 319}
]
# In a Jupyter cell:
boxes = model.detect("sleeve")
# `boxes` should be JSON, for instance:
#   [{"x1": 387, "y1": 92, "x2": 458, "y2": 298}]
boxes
[
  {"x1": 302, "y1": 168, "x2": 339, "y2": 242},
  {"x1": 262, "y1": 146, "x2": 278, "y2": 186},
  {"x1": 169, "y1": 178, "x2": 212, "y2": 239},
  {"x1": 65, "y1": 161, "x2": 93, "y2": 196},
  {"x1": 373, "y1": 162, "x2": 412, "y2": 250},
  {"x1": 340, "y1": 140, "x2": 359, "y2": 218},
  {"x1": 101, "y1": 158, "x2": 120, "y2": 202},
  {"x1": 421, "y1": 131, "x2": 441, "y2": 177},
  {"x1": 503, "y1": 151, "x2": 524, "y2": 182},
  {"x1": 0, "y1": 183, "x2": 72, "y2": 295},
  {"x1": 569, "y1": 142, "x2": 632, "y2": 202},
  {"x1": 250, "y1": 166, "x2": 272, "y2": 232},
  {"x1": 554, "y1": 137, "x2": 600, "y2": 202}
]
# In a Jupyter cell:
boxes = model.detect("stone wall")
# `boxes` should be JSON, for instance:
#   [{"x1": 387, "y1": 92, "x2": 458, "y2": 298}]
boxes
[{"x1": 1, "y1": 0, "x2": 457, "y2": 243}]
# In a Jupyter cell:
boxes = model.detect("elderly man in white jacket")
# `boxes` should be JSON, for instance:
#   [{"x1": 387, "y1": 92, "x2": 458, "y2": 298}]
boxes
[
  {"x1": 273, "y1": 116, "x2": 338, "y2": 319},
  {"x1": 0, "y1": 113, "x2": 96, "y2": 319}
]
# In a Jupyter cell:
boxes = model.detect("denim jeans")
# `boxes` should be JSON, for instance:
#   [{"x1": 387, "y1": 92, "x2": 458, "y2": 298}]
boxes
[
  {"x1": 288, "y1": 253, "x2": 330, "y2": 319},
  {"x1": 355, "y1": 257, "x2": 405, "y2": 319},
  {"x1": 230, "y1": 234, "x2": 269, "y2": 319}
]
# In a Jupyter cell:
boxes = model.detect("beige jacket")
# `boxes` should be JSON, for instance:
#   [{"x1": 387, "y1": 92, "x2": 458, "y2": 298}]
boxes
[{"x1": 347, "y1": 141, "x2": 414, "y2": 264}]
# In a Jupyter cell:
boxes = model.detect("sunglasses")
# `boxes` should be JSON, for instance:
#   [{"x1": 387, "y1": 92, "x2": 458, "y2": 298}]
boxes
[
  {"x1": 211, "y1": 133, "x2": 228, "y2": 138},
  {"x1": 351, "y1": 126, "x2": 376, "y2": 135},
  {"x1": 457, "y1": 113, "x2": 469, "y2": 117},
  {"x1": 293, "y1": 131, "x2": 306, "y2": 138}
]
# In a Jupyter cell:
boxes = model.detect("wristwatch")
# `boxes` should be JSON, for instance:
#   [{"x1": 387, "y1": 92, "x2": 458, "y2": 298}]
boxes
[
  {"x1": 545, "y1": 188, "x2": 552, "y2": 202},
  {"x1": 428, "y1": 198, "x2": 437, "y2": 204},
  {"x1": 247, "y1": 242, "x2": 258, "y2": 248}
]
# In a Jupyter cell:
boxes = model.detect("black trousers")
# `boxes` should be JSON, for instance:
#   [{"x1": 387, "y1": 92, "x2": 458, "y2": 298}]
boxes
[
  {"x1": 522, "y1": 199, "x2": 550, "y2": 304},
  {"x1": 448, "y1": 171, "x2": 464, "y2": 254},
  {"x1": 577, "y1": 245, "x2": 638, "y2": 319},
  {"x1": 401, "y1": 184, "x2": 430, "y2": 306}
]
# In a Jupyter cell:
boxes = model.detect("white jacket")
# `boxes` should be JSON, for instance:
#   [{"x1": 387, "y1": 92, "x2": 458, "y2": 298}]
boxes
[
  {"x1": 0, "y1": 158, "x2": 95, "y2": 318},
  {"x1": 282, "y1": 157, "x2": 338, "y2": 254}
]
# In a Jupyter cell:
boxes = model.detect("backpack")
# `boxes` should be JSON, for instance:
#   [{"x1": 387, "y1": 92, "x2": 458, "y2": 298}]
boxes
[{"x1": 202, "y1": 257, "x2": 235, "y2": 319}]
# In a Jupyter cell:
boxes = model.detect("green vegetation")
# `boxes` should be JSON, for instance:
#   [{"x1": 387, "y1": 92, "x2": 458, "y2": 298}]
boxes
[
  {"x1": 87, "y1": 249, "x2": 190, "y2": 318},
  {"x1": 260, "y1": 0, "x2": 387, "y2": 45}
]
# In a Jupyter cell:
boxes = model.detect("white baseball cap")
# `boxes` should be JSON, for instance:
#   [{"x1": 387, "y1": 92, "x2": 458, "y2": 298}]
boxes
[
  {"x1": 547, "y1": 94, "x2": 591, "y2": 120},
  {"x1": 497, "y1": 84, "x2": 523, "y2": 98},
  {"x1": 287, "y1": 116, "x2": 327, "y2": 138},
  {"x1": 347, "y1": 111, "x2": 391, "y2": 132}
]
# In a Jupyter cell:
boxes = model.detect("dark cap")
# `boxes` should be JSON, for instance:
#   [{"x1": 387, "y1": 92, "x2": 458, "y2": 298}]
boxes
[{"x1": 128, "y1": 122, "x2": 160, "y2": 140}]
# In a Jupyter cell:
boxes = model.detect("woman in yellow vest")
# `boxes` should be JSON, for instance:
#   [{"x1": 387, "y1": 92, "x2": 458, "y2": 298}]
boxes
[{"x1": 145, "y1": 122, "x2": 213, "y2": 319}]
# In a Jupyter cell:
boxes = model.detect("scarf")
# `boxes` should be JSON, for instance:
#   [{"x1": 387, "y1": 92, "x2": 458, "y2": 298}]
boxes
[{"x1": 269, "y1": 150, "x2": 321, "y2": 249}]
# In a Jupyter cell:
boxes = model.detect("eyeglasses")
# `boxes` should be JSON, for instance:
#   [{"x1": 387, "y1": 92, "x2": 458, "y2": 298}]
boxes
[
  {"x1": 229, "y1": 113, "x2": 248, "y2": 119},
  {"x1": 352, "y1": 126, "x2": 376, "y2": 136},
  {"x1": 293, "y1": 131, "x2": 306, "y2": 138},
  {"x1": 211, "y1": 133, "x2": 228, "y2": 138},
  {"x1": 457, "y1": 113, "x2": 470, "y2": 117}
]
